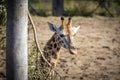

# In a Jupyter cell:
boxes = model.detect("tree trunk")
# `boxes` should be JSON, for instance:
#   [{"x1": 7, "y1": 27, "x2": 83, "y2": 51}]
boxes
[
  {"x1": 52, "y1": 0, "x2": 64, "y2": 16},
  {"x1": 6, "y1": 0, "x2": 28, "y2": 80}
]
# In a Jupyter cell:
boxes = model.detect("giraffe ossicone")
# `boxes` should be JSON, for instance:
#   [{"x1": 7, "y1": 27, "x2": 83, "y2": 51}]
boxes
[{"x1": 41, "y1": 17, "x2": 80, "y2": 67}]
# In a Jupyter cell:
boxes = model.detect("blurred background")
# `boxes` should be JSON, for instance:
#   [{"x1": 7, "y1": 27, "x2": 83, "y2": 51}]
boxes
[
  {"x1": 28, "y1": 0, "x2": 120, "y2": 17},
  {"x1": 0, "y1": 0, "x2": 120, "y2": 25}
]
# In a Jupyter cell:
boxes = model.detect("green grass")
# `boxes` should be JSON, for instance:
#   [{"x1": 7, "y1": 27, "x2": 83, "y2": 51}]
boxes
[{"x1": 29, "y1": 0, "x2": 120, "y2": 17}]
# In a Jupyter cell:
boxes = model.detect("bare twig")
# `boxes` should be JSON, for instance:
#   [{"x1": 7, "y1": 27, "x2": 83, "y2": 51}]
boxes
[{"x1": 28, "y1": 11, "x2": 63, "y2": 79}]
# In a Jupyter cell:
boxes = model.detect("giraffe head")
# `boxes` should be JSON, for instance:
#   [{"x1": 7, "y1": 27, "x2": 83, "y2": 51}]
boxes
[{"x1": 47, "y1": 17, "x2": 80, "y2": 55}]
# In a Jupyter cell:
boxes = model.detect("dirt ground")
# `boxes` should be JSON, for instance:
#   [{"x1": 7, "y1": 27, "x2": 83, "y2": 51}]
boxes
[
  {"x1": 1, "y1": 16, "x2": 120, "y2": 80},
  {"x1": 28, "y1": 16, "x2": 120, "y2": 80}
]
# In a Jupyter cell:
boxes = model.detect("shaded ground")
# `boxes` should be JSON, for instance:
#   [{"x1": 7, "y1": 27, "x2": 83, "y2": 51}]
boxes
[{"x1": 29, "y1": 16, "x2": 120, "y2": 80}]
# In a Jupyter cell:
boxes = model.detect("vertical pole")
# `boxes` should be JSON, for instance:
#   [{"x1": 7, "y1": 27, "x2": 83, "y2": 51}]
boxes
[
  {"x1": 52, "y1": 0, "x2": 64, "y2": 16},
  {"x1": 6, "y1": 0, "x2": 28, "y2": 80}
]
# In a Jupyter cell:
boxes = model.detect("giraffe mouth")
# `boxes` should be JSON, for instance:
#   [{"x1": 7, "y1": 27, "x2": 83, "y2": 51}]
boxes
[{"x1": 69, "y1": 46, "x2": 77, "y2": 55}]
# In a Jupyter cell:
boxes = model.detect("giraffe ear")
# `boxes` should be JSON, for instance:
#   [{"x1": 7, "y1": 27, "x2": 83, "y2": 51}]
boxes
[
  {"x1": 72, "y1": 26, "x2": 80, "y2": 35},
  {"x1": 47, "y1": 22, "x2": 58, "y2": 32}
]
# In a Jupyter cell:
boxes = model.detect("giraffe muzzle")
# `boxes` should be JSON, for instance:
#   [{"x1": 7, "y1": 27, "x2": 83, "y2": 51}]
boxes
[{"x1": 69, "y1": 46, "x2": 77, "y2": 55}]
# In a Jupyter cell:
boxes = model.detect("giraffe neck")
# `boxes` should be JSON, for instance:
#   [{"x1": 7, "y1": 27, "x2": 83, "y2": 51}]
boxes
[{"x1": 41, "y1": 33, "x2": 62, "y2": 67}]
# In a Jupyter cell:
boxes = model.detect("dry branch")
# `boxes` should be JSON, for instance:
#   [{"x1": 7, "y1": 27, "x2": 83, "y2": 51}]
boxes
[{"x1": 28, "y1": 11, "x2": 63, "y2": 79}]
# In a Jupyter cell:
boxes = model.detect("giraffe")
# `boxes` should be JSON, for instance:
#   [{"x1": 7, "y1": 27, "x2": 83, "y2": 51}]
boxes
[{"x1": 40, "y1": 17, "x2": 80, "y2": 68}]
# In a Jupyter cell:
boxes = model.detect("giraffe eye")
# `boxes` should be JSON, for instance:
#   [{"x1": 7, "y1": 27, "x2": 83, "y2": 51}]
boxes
[{"x1": 60, "y1": 34, "x2": 64, "y2": 37}]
